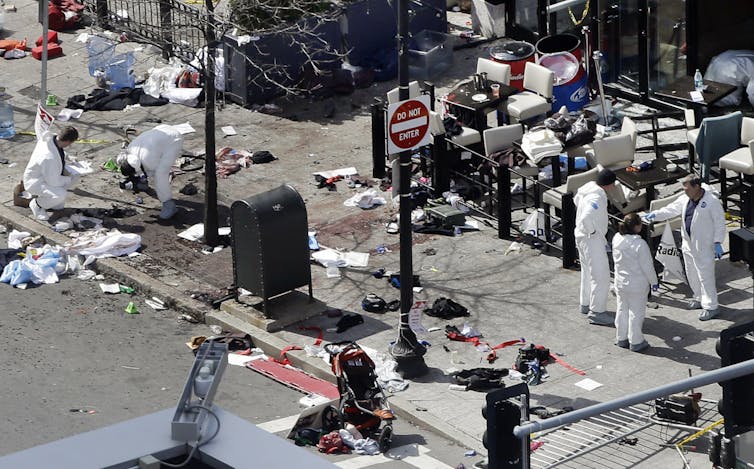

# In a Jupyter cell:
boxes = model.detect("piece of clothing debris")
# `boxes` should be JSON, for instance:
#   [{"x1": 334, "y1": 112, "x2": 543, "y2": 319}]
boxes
[
  {"x1": 450, "y1": 368, "x2": 509, "y2": 390},
  {"x1": 343, "y1": 189, "x2": 386, "y2": 209},
  {"x1": 66, "y1": 87, "x2": 168, "y2": 112},
  {"x1": 336, "y1": 313, "x2": 364, "y2": 333},
  {"x1": 66, "y1": 229, "x2": 141, "y2": 258}
]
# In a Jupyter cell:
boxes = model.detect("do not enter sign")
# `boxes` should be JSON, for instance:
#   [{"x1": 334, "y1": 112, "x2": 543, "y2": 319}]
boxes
[{"x1": 386, "y1": 95, "x2": 432, "y2": 154}]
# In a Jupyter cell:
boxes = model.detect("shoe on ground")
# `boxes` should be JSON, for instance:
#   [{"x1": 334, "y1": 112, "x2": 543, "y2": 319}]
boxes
[
  {"x1": 699, "y1": 309, "x2": 719, "y2": 321},
  {"x1": 588, "y1": 311, "x2": 613, "y2": 326},
  {"x1": 687, "y1": 300, "x2": 702, "y2": 310},
  {"x1": 629, "y1": 340, "x2": 650, "y2": 352},
  {"x1": 30, "y1": 199, "x2": 50, "y2": 221},
  {"x1": 159, "y1": 199, "x2": 178, "y2": 220},
  {"x1": 580, "y1": 305, "x2": 589, "y2": 315},
  {"x1": 615, "y1": 339, "x2": 629, "y2": 349}
]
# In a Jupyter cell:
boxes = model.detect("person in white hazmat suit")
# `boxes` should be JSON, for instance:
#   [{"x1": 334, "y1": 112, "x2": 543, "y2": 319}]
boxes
[
  {"x1": 117, "y1": 124, "x2": 184, "y2": 220},
  {"x1": 643, "y1": 175, "x2": 726, "y2": 321},
  {"x1": 574, "y1": 168, "x2": 616, "y2": 326},
  {"x1": 612, "y1": 213, "x2": 659, "y2": 352},
  {"x1": 22, "y1": 126, "x2": 80, "y2": 221}
]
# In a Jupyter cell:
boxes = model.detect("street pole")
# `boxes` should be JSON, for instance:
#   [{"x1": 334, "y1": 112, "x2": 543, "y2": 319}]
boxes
[
  {"x1": 39, "y1": 0, "x2": 49, "y2": 106},
  {"x1": 203, "y1": 0, "x2": 219, "y2": 247},
  {"x1": 388, "y1": 0, "x2": 427, "y2": 379}
]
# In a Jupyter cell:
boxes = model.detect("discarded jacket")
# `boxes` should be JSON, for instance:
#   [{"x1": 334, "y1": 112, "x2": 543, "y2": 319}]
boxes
[
  {"x1": 451, "y1": 367, "x2": 509, "y2": 390},
  {"x1": 361, "y1": 294, "x2": 387, "y2": 313},
  {"x1": 425, "y1": 297, "x2": 469, "y2": 319}
]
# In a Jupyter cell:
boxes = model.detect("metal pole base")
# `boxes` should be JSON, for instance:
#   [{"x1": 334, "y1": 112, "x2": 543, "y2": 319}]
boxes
[{"x1": 389, "y1": 327, "x2": 428, "y2": 379}]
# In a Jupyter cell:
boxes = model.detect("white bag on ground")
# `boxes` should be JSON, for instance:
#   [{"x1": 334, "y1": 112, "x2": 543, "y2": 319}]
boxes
[
  {"x1": 520, "y1": 209, "x2": 546, "y2": 241},
  {"x1": 656, "y1": 223, "x2": 686, "y2": 283}
]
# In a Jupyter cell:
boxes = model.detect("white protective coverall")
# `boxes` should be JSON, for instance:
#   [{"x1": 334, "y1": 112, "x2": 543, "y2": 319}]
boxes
[
  {"x1": 651, "y1": 189, "x2": 725, "y2": 310},
  {"x1": 574, "y1": 181, "x2": 610, "y2": 313},
  {"x1": 612, "y1": 233, "x2": 658, "y2": 345},
  {"x1": 122, "y1": 124, "x2": 183, "y2": 203},
  {"x1": 22, "y1": 131, "x2": 75, "y2": 210}
]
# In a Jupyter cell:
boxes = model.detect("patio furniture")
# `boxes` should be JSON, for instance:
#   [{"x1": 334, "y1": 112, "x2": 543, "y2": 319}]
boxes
[
  {"x1": 476, "y1": 58, "x2": 511, "y2": 85},
  {"x1": 442, "y1": 79, "x2": 517, "y2": 131},
  {"x1": 685, "y1": 111, "x2": 743, "y2": 182},
  {"x1": 483, "y1": 124, "x2": 539, "y2": 207},
  {"x1": 504, "y1": 62, "x2": 554, "y2": 124},
  {"x1": 719, "y1": 117, "x2": 754, "y2": 216}
]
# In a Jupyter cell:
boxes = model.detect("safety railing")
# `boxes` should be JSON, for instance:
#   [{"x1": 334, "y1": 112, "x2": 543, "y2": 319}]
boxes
[{"x1": 514, "y1": 358, "x2": 754, "y2": 469}]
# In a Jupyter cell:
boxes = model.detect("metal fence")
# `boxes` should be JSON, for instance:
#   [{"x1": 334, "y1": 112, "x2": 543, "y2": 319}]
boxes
[{"x1": 90, "y1": 0, "x2": 206, "y2": 62}]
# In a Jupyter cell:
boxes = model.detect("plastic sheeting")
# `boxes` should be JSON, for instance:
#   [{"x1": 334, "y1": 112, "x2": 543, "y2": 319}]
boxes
[
  {"x1": 0, "y1": 245, "x2": 64, "y2": 286},
  {"x1": 66, "y1": 229, "x2": 141, "y2": 258},
  {"x1": 704, "y1": 50, "x2": 754, "y2": 108}
]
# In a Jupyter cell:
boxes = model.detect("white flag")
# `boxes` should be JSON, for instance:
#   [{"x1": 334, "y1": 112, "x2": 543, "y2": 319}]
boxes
[
  {"x1": 34, "y1": 104, "x2": 55, "y2": 140},
  {"x1": 656, "y1": 223, "x2": 686, "y2": 283}
]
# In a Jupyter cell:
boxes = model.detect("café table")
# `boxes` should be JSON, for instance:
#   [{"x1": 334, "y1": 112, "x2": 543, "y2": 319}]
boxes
[
  {"x1": 654, "y1": 76, "x2": 737, "y2": 124},
  {"x1": 613, "y1": 158, "x2": 689, "y2": 209},
  {"x1": 442, "y1": 80, "x2": 518, "y2": 131}
]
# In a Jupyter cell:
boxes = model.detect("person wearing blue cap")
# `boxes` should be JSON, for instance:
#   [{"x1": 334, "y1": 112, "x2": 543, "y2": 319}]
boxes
[
  {"x1": 643, "y1": 175, "x2": 726, "y2": 321},
  {"x1": 574, "y1": 168, "x2": 616, "y2": 326}
]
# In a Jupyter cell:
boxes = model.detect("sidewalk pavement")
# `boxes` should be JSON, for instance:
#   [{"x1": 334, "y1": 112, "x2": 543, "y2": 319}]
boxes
[{"x1": 2, "y1": 3, "x2": 754, "y2": 466}]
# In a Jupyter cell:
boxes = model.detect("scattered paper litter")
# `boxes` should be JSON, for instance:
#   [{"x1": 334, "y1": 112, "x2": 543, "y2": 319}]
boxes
[
  {"x1": 312, "y1": 167, "x2": 358, "y2": 179},
  {"x1": 99, "y1": 283, "x2": 121, "y2": 294},
  {"x1": 342, "y1": 251, "x2": 369, "y2": 267},
  {"x1": 228, "y1": 353, "x2": 265, "y2": 367},
  {"x1": 221, "y1": 126, "x2": 237, "y2": 136},
  {"x1": 145, "y1": 299, "x2": 167, "y2": 310},
  {"x1": 178, "y1": 223, "x2": 230, "y2": 241},
  {"x1": 575, "y1": 378, "x2": 603, "y2": 391},
  {"x1": 174, "y1": 122, "x2": 196, "y2": 134}
]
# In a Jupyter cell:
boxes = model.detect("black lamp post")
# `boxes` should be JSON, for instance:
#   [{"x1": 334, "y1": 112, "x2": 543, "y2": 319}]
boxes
[
  {"x1": 388, "y1": 0, "x2": 428, "y2": 379},
  {"x1": 203, "y1": 0, "x2": 219, "y2": 247}
]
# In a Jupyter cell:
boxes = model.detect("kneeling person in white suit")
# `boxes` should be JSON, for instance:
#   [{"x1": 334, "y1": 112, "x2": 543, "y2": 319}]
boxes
[
  {"x1": 117, "y1": 124, "x2": 184, "y2": 220},
  {"x1": 23, "y1": 126, "x2": 80, "y2": 221}
]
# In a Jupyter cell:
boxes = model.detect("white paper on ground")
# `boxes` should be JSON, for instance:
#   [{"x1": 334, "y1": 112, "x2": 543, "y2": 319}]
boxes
[
  {"x1": 99, "y1": 283, "x2": 121, "y2": 294},
  {"x1": 343, "y1": 251, "x2": 369, "y2": 267},
  {"x1": 174, "y1": 122, "x2": 196, "y2": 134},
  {"x1": 145, "y1": 299, "x2": 167, "y2": 310},
  {"x1": 228, "y1": 353, "x2": 264, "y2": 366},
  {"x1": 221, "y1": 126, "x2": 237, "y2": 136},
  {"x1": 575, "y1": 378, "x2": 603, "y2": 391},
  {"x1": 177, "y1": 223, "x2": 204, "y2": 241},
  {"x1": 312, "y1": 167, "x2": 358, "y2": 179}
]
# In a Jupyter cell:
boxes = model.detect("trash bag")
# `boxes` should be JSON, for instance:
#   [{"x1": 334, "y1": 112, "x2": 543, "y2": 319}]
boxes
[
  {"x1": 564, "y1": 113, "x2": 597, "y2": 147},
  {"x1": 520, "y1": 209, "x2": 546, "y2": 241}
]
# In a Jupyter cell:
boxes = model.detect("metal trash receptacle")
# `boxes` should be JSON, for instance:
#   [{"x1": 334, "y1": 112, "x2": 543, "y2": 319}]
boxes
[{"x1": 230, "y1": 184, "x2": 313, "y2": 316}]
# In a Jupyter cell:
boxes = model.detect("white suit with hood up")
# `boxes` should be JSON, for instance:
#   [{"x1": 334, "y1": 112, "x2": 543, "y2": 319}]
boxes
[
  {"x1": 121, "y1": 124, "x2": 184, "y2": 202},
  {"x1": 574, "y1": 181, "x2": 610, "y2": 314},
  {"x1": 23, "y1": 131, "x2": 75, "y2": 210},
  {"x1": 651, "y1": 189, "x2": 725, "y2": 310},
  {"x1": 612, "y1": 233, "x2": 657, "y2": 345}
]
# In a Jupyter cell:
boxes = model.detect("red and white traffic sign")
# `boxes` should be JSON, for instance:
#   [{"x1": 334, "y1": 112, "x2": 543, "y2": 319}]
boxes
[{"x1": 386, "y1": 95, "x2": 432, "y2": 154}]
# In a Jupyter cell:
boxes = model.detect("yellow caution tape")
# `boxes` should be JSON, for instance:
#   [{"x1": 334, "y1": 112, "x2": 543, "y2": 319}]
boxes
[
  {"x1": 676, "y1": 418, "x2": 724, "y2": 448},
  {"x1": 17, "y1": 131, "x2": 112, "y2": 144}
]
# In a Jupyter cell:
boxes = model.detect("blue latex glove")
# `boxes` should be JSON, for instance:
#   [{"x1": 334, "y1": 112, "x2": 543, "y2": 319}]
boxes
[
  {"x1": 643, "y1": 212, "x2": 656, "y2": 222},
  {"x1": 652, "y1": 283, "x2": 660, "y2": 292},
  {"x1": 714, "y1": 242, "x2": 724, "y2": 259}
]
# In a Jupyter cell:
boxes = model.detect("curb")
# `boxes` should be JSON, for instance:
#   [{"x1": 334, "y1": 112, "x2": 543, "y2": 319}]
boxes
[
  {"x1": 0, "y1": 203, "x2": 210, "y2": 319},
  {"x1": 0, "y1": 203, "x2": 485, "y2": 456},
  {"x1": 207, "y1": 309, "x2": 487, "y2": 455}
]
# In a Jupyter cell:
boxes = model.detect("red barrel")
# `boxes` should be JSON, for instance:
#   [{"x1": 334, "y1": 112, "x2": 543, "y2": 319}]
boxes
[
  {"x1": 538, "y1": 52, "x2": 589, "y2": 112},
  {"x1": 535, "y1": 33, "x2": 582, "y2": 63},
  {"x1": 490, "y1": 41, "x2": 535, "y2": 91}
]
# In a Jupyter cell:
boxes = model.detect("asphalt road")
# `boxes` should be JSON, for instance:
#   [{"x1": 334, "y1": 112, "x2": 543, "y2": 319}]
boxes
[{"x1": 0, "y1": 230, "x2": 477, "y2": 468}]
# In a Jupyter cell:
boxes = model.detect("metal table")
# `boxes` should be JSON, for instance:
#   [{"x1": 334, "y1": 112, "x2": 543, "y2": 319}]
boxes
[
  {"x1": 613, "y1": 159, "x2": 689, "y2": 209},
  {"x1": 442, "y1": 80, "x2": 518, "y2": 131},
  {"x1": 654, "y1": 76, "x2": 737, "y2": 124}
]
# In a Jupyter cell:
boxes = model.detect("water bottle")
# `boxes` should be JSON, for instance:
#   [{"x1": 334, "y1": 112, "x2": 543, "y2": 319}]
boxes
[
  {"x1": 193, "y1": 363, "x2": 213, "y2": 398},
  {"x1": 694, "y1": 69, "x2": 704, "y2": 92},
  {"x1": 0, "y1": 88, "x2": 15, "y2": 139}
]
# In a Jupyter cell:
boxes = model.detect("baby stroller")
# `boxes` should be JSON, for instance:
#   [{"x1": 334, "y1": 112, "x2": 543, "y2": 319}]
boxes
[{"x1": 324, "y1": 341, "x2": 395, "y2": 452}]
